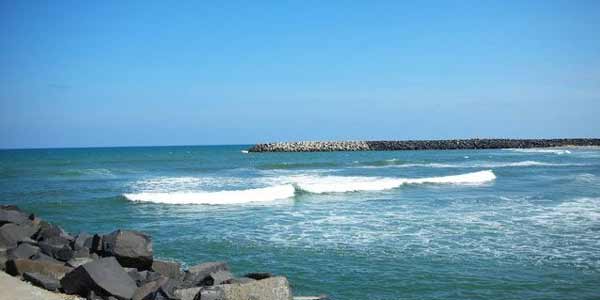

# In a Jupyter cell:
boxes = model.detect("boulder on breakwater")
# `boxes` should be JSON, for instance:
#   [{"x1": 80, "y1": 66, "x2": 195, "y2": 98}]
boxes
[
  {"x1": 0, "y1": 205, "x2": 300, "y2": 300},
  {"x1": 247, "y1": 138, "x2": 600, "y2": 152}
]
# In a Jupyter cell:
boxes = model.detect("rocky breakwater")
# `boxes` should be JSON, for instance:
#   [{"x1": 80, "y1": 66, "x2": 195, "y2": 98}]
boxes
[
  {"x1": 248, "y1": 138, "x2": 600, "y2": 152},
  {"x1": 0, "y1": 205, "x2": 311, "y2": 300}
]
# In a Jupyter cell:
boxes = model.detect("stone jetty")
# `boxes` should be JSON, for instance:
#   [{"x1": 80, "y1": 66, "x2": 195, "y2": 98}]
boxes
[
  {"x1": 247, "y1": 138, "x2": 600, "y2": 152},
  {"x1": 0, "y1": 205, "x2": 315, "y2": 300}
]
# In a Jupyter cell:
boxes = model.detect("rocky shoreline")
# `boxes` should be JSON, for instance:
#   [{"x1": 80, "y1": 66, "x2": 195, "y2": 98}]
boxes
[
  {"x1": 247, "y1": 138, "x2": 600, "y2": 152},
  {"x1": 0, "y1": 205, "x2": 319, "y2": 300}
]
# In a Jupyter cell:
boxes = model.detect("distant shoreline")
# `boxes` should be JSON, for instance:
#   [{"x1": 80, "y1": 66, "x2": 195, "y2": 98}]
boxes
[{"x1": 248, "y1": 138, "x2": 600, "y2": 152}]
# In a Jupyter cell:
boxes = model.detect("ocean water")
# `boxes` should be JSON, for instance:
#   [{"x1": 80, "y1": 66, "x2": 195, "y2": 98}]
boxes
[{"x1": 1, "y1": 145, "x2": 599, "y2": 299}]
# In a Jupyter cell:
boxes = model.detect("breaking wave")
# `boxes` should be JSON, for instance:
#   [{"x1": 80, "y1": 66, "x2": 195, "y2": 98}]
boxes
[
  {"x1": 123, "y1": 185, "x2": 296, "y2": 205},
  {"x1": 123, "y1": 170, "x2": 495, "y2": 205},
  {"x1": 291, "y1": 170, "x2": 495, "y2": 194}
]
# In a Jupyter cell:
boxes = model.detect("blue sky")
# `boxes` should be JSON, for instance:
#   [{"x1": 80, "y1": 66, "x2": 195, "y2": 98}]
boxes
[{"x1": 1, "y1": 1, "x2": 599, "y2": 148}]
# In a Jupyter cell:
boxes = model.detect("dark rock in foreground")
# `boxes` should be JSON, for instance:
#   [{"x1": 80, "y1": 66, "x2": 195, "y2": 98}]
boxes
[
  {"x1": 0, "y1": 205, "x2": 302, "y2": 300},
  {"x1": 72, "y1": 232, "x2": 93, "y2": 251},
  {"x1": 0, "y1": 208, "x2": 32, "y2": 226},
  {"x1": 131, "y1": 277, "x2": 166, "y2": 300},
  {"x1": 6, "y1": 258, "x2": 73, "y2": 279},
  {"x1": 102, "y1": 230, "x2": 153, "y2": 270},
  {"x1": 0, "y1": 223, "x2": 38, "y2": 249},
  {"x1": 34, "y1": 220, "x2": 73, "y2": 242},
  {"x1": 152, "y1": 260, "x2": 182, "y2": 280},
  {"x1": 39, "y1": 240, "x2": 74, "y2": 262},
  {"x1": 61, "y1": 257, "x2": 137, "y2": 300},
  {"x1": 248, "y1": 138, "x2": 600, "y2": 152},
  {"x1": 7, "y1": 243, "x2": 40, "y2": 260}
]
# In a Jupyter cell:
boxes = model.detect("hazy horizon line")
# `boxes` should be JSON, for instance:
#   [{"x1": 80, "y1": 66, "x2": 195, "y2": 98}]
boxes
[{"x1": 2, "y1": 137, "x2": 599, "y2": 151}]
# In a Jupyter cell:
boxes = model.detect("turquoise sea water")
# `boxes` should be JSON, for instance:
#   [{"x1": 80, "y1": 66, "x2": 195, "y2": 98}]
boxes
[{"x1": 1, "y1": 145, "x2": 599, "y2": 299}]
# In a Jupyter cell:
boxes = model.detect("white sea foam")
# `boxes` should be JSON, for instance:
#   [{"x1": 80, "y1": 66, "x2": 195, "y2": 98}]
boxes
[
  {"x1": 129, "y1": 176, "x2": 251, "y2": 192},
  {"x1": 529, "y1": 197, "x2": 600, "y2": 226},
  {"x1": 258, "y1": 195, "x2": 600, "y2": 269},
  {"x1": 123, "y1": 184, "x2": 296, "y2": 205},
  {"x1": 291, "y1": 170, "x2": 495, "y2": 193},
  {"x1": 124, "y1": 170, "x2": 496, "y2": 204},
  {"x1": 241, "y1": 150, "x2": 249, "y2": 154},
  {"x1": 508, "y1": 148, "x2": 572, "y2": 155}
]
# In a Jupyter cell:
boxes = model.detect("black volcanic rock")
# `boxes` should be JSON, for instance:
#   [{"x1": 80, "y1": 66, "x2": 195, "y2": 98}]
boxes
[
  {"x1": 102, "y1": 230, "x2": 153, "y2": 270},
  {"x1": 61, "y1": 257, "x2": 137, "y2": 300}
]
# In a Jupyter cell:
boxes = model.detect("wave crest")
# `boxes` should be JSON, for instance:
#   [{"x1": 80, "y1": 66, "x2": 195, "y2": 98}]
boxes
[
  {"x1": 123, "y1": 170, "x2": 495, "y2": 204},
  {"x1": 123, "y1": 184, "x2": 296, "y2": 205},
  {"x1": 293, "y1": 170, "x2": 495, "y2": 193}
]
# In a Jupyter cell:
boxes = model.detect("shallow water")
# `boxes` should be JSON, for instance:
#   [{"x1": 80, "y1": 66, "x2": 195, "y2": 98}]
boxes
[{"x1": 1, "y1": 146, "x2": 599, "y2": 299}]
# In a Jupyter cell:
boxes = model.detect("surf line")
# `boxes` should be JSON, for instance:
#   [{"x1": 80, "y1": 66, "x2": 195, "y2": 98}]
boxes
[{"x1": 123, "y1": 170, "x2": 496, "y2": 205}]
